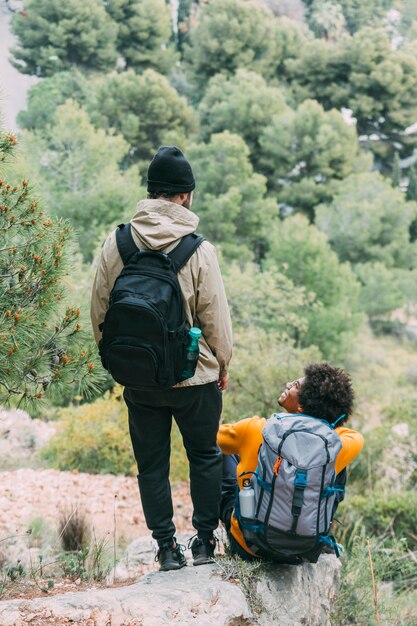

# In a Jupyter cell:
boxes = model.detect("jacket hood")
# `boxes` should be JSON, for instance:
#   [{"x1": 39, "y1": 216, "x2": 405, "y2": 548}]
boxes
[{"x1": 130, "y1": 199, "x2": 199, "y2": 250}]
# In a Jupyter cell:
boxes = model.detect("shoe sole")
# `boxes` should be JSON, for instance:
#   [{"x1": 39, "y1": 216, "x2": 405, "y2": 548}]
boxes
[
  {"x1": 159, "y1": 562, "x2": 187, "y2": 572},
  {"x1": 193, "y1": 557, "x2": 214, "y2": 566}
]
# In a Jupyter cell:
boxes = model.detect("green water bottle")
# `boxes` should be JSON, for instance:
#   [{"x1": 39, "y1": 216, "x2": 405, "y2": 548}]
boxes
[{"x1": 181, "y1": 327, "x2": 202, "y2": 380}]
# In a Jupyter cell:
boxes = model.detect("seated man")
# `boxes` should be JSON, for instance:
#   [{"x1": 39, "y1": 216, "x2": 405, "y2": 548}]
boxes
[{"x1": 218, "y1": 362, "x2": 364, "y2": 562}]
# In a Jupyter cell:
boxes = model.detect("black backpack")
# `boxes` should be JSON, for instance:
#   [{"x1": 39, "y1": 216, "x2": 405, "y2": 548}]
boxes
[{"x1": 99, "y1": 223, "x2": 204, "y2": 390}]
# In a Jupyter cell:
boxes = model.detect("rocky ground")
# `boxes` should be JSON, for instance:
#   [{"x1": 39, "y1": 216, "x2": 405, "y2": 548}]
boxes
[
  {"x1": 0, "y1": 468, "x2": 193, "y2": 546},
  {"x1": 0, "y1": 406, "x2": 195, "y2": 601},
  {"x1": 0, "y1": 468, "x2": 194, "y2": 600}
]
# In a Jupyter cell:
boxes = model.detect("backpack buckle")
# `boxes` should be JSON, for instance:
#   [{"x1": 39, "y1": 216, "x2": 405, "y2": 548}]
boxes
[{"x1": 294, "y1": 470, "x2": 308, "y2": 489}]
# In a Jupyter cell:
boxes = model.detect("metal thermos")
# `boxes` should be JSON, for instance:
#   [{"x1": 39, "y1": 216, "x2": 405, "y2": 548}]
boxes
[{"x1": 239, "y1": 479, "x2": 256, "y2": 518}]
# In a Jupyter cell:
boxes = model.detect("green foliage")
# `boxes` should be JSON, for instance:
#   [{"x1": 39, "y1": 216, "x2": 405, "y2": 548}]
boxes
[
  {"x1": 17, "y1": 71, "x2": 89, "y2": 131},
  {"x1": 58, "y1": 537, "x2": 111, "y2": 586},
  {"x1": 332, "y1": 534, "x2": 410, "y2": 626},
  {"x1": 222, "y1": 261, "x2": 313, "y2": 340},
  {"x1": 184, "y1": 0, "x2": 302, "y2": 88},
  {"x1": 177, "y1": 0, "x2": 193, "y2": 53},
  {"x1": 0, "y1": 132, "x2": 100, "y2": 406},
  {"x1": 338, "y1": 0, "x2": 394, "y2": 34},
  {"x1": 221, "y1": 260, "x2": 321, "y2": 420},
  {"x1": 340, "y1": 493, "x2": 417, "y2": 550},
  {"x1": 391, "y1": 151, "x2": 402, "y2": 187},
  {"x1": 18, "y1": 100, "x2": 142, "y2": 261},
  {"x1": 188, "y1": 132, "x2": 279, "y2": 261},
  {"x1": 198, "y1": 69, "x2": 288, "y2": 165},
  {"x1": 216, "y1": 553, "x2": 264, "y2": 614},
  {"x1": 286, "y1": 28, "x2": 417, "y2": 167},
  {"x1": 407, "y1": 165, "x2": 417, "y2": 202},
  {"x1": 407, "y1": 166, "x2": 417, "y2": 242},
  {"x1": 105, "y1": 0, "x2": 176, "y2": 74},
  {"x1": 6, "y1": 560, "x2": 25, "y2": 582},
  {"x1": 41, "y1": 389, "x2": 135, "y2": 475},
  {"x1": 223, "y1": 327, "x2": 321, "y2": 422},
  {"x1": 265, "y1": 214, "x2": 362, "y2": 359},
  {"x1": 28, "y1": 517, "x2": 54, "y2": 549},
  {"x1": 355, "y1": 262, "x2": 408, "y2": 319},
  {"x1": 315, "y1": 172, "x2": 417, "y2": 268},
  {"x1": 41, "y1": 387, "x2": 189, "y2": 480},
  {"x1": 89, "y1": 69, "x2": 196, "y2": 165},
  {"x1": 333, "y1": 384, "x2": 417, "y2": 620},
  {"x1": 344, "y1": 398, "x2": 417, "y2": 522},
  {"x1": 59, "y1": 548, "x2": 89, "y2": 580},
  {"x1": 401, "y1": 0, "x2": 417, "y2": 36},
  {"x1": 11, "y1": 0, "x2": 118, "y2": 76},
  {"x1": 308, "y1": 0, "x2": 346, "y2": 40},
  {"x1": 259, "y1": 99, "x2": 358, "y2": 215}
]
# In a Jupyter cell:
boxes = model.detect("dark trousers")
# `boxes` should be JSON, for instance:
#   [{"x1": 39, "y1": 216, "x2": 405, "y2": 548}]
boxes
[
  {"x1": 221, "y1": 454, "x2": 256, "y2": 561},
  {"x1": 124, "y1": 381, "x2": 223, "y2": 545},
  {"x1": 220, "y1": 453, "x2": 239, "y2": 531}
]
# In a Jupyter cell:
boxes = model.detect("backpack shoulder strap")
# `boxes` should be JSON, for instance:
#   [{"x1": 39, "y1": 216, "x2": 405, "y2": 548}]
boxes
[
  {"x1": 116, "y1": 223, "x2": 138, "y2": 265},
  {"x1": 168, "y1": 233, "x2": 205, "y2": 273}
]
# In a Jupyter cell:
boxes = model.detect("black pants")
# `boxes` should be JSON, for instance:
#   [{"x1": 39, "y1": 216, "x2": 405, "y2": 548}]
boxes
[
  {"x1": 124, "y1": 381, "x2": 223, "y2": 545},
  {"x1": 221, "y1": 454, "x2": 257, "y2": 561}
]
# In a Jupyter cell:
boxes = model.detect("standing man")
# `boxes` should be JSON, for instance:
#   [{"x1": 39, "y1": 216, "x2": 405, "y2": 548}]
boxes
[{"x1": 91, "y1": 146, "x2": 233, "y2": 571}]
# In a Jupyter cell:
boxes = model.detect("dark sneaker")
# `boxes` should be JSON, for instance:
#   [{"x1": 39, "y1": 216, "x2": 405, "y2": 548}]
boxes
[
  {"x1": 189, "y1": 536, "x2": 216, "y2": 566},
  {"x1": 155, "y1": 540, "x2": 186, "y2": 572}
]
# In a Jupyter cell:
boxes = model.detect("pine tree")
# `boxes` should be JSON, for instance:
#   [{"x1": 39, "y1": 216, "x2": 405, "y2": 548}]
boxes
[
  {"x1": 407, "y1": 165, "x2": 417, "y2": 242},
  {"x1": 0, "y1": 132, "x2": 101, "y2": 406},
  {"x1": 406, "y1": 165, "x2": 417, "y2": 201},
  {"x1": 391, "y1": 151, "x2": 401, "y2": 187},
  {"x1": 11, "y1": 0, "x2": 118, "y2": 76}
]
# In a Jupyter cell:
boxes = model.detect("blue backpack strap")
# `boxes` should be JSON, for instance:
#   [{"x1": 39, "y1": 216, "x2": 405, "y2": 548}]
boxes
[
  {"x1": 116, "y1": 223, "x2": 138, "y2": 265},
  {"x1": 255, "y1": 468, "x2": 273, "y2": 493},
  {"x1": 319, "y1": 534, "x2": 344, "y2": 558},
  {"x1": 168, "y1": 233, "x2": 205, "y2": 273}
]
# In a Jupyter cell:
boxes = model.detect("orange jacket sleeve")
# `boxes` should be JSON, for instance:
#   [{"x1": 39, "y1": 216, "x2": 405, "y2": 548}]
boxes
[
  {"x1": 335, "y1": 427, "x2": 364, "y2": 475},
  {"x1": 217, "y1": 418, "x2": 254, "y2": 455}
]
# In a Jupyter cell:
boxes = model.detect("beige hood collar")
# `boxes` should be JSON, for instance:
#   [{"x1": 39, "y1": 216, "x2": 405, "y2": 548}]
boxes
[{"x1": 130, "y1": 199, "x2": 199, "y2": 250}]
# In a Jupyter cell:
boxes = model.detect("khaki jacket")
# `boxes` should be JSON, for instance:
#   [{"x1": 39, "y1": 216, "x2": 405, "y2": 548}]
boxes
[{"x1": 90, "y1": 199, "x2": 233, "y2": 387}]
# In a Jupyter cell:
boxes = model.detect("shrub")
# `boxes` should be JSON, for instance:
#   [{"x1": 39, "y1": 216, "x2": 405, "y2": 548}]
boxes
[
  {"x1": 223, "y1": 327, "x2": 321, "y2": 422},
  {"x1": 41, "y1": 389, "x2": 134, "y2": 475},
  {"x1": 58, "y1": 508, "x2": 89, "y2": 552},
  {"x1": 332, "y1": 534, "x2": 415, "y2": 626},
  {"x1": 339, "y1": 492, "x2": 417, "y2": 550},
  {"x1": 41, "y1": 387, "x2": 189, "y2": 480}
]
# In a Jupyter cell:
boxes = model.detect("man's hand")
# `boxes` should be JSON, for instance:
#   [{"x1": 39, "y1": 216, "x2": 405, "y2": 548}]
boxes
[{"x1": 217, "y1": 372, "x2": 229, "y2": 391}]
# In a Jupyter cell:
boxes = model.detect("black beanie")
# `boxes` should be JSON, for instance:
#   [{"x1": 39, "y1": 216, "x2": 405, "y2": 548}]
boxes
[{"x1": 147, "y1": 146, "x2": 195, "y2": 193}]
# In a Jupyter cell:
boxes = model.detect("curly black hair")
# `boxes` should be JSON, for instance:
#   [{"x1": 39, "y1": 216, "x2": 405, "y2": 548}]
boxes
[{"x1": 298, "y1": 363, "x2": 354, "y2": 426}]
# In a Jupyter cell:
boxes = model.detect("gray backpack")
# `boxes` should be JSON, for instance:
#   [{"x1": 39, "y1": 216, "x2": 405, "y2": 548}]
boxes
[{"x1": 236, "y1": 413, "x2": 346, "y2": 564}]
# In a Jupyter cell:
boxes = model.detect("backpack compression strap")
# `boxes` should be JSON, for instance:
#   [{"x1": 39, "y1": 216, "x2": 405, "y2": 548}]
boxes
[
  {"x1": 116, "y1": 223, "x2": 138, "y2": 264},
  {"x1": 168, "y1": 232, "x2": 205, "y2": 273},
  {"x1": 116, "y1": 223, "x2": 205, "y2": 272}
]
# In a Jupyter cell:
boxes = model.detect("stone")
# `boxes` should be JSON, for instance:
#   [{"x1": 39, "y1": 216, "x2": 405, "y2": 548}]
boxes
[
  {"x1": 107, "y1": 533, "x2": 191, "y2": 583},
  {"x1": 0, "y1": 565, "x2": 252, "y2": 626},
  {"x1": 256, "y1": 555, "x2": 341, "y2": 626},
  {"x1": 0, "y1": 554, "x2": 341, "y2": 626},
  {"x1": 0, "y1": 409, "x2": 55, "y2": 470}
]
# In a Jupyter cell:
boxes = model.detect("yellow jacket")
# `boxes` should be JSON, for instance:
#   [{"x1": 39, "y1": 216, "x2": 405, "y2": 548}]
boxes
[
  {"x1": 218, "y1": 416, "x2": 364, "y2": 556},
  {"x1": 90, "y1": 199, "x2": 233, "y2": 387}
]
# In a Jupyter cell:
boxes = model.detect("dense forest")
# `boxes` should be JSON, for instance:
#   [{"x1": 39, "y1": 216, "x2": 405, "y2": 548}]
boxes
[{"x1": 1, "y1": 0, "x2": 417, "y2": 622}]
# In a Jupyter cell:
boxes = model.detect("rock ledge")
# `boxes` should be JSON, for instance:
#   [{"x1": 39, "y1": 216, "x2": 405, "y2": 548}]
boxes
[{"x1": 0, "y1": 554, "x2": 340, "y2": 626}]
